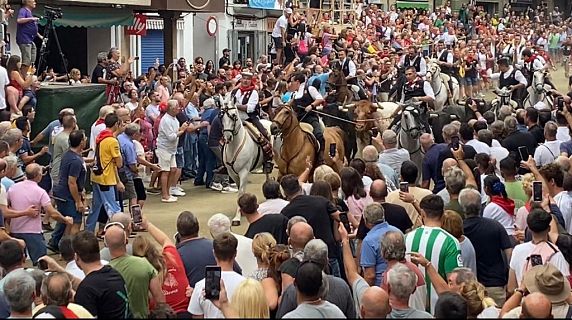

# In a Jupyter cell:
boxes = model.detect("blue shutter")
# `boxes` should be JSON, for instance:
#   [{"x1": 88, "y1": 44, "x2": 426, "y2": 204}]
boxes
[{"x1": 141, "y1": 30, "x2": 164, "y2": 72}]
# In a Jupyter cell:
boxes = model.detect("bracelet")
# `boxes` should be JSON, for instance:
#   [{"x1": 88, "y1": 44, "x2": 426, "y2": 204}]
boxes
[{"x1": 424, "y1": 261, "x2": 431, "y2": 268}]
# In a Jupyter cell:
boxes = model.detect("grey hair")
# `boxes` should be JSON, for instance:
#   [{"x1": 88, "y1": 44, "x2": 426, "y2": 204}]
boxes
[
  {"x1": 544, "y1": 121, "x2": 558, "y2": 138},
  {"x1": 124, "y1": 123, "x2": 140, "y2": 137},
  {"x1": 445, "y1": 167, "x2": 466, "y2": 195},
  {"x1": 4, "y1": 155, "x2": 18, "y2": 169},
  {"x1": 2, "y1": 128, "x2": 22, "y2": 148},
  {"x1": 207, "y1": 213, "x2": 231, "y2": 238},
  {"x1": 40, "y1": 272, "x2": 72, "y2": 306},
  {"x1": 381, "y1": 231, "x2": 406, "y2": 261},
  {"x1": 97, "y1": 52, "x2": 107, "y2": 63},
  {"x1": 387, "y1": 263, "x2": 417, "y2": 300},
  {"x1": 459, "y1": 188, "x2": 482, "y2": 217},
  {"x1": 287, "y1": 216, "x2": 308, "y2": 235},
  {"x1": 4, "y1": 269, "x2": 35, "y2": 313},
  {"x1": 167, "y1": 100, "x2": 178, "y2": 112},
  {"x1": 363, "y1": 203, "x2": 385, "y2": 225},
  {"x1": 0, "y1": 122, "x2": 11, "y2": 137},
  {"x1": 504, "y1": 116, "x2": 517, "y2": 133},
  {"x1": 450, "y1": 267, "x2": 476, "y2": 285},
  {"x1": 303, "y1": 239, "x2": 328, "y2": 270}
]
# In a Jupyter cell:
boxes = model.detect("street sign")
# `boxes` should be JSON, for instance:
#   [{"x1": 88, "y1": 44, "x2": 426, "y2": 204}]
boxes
[{"x1": 207, "y1": 16, "x2": 218, "y2": 37}]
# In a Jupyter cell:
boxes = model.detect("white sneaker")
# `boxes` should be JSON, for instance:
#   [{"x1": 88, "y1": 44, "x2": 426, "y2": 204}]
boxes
[
  {"x1": 161, "y1": 196, "x2": 178, "y2": 203},
  {"x1": 229, "y1": 183, "x2": 238, "y2": 189},
  {"x1": 176, "y1": 186, "x2": 185, "y2": 192},
  {"x1": 210, "y1": 182, "x2": 223, "y2": 191},
  {"x1": 221, "y1": 186, "x2": 239, "y2": 193},
  {"x1": 170, "y1": 187, "x2": 186, "y2": 197}
]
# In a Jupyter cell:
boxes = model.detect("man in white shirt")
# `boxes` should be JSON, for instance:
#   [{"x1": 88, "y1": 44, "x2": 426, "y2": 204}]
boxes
[
  {"x1": 399, "y1": 46, "x2": 427, "y2": 77},
  {"x1": 378, "y1": 130, "x2": 410, "y2": 175},
  {"x1": 88, "y1": 105, "x2": 115, "y2": 159},
  {"x1": 534, "y1": 121, "x2": 560, "y2": 167},
  {"x1": 534, "y1": 163, "x2": 572, "y2": 234},
  {"x1": 555, "y1": 113, "x2": 570, "y2": 142},
  {"x1": 258, "y1": 180, "x2": 289, "y2": 215},
  {"x1": 188, "y1": 233, "x2": 246, "y2": 318},
  {"x1": 488, "y1": 58, "x2": 527, "y2": 105},
  {"x1": 271, "y1": 8, "x2": 291, "y2": 65},
  {"x1": 461, "y1": 122, "x2": 490, "y2": 155},
  {"x1": 478, "y1": 129, "x2": 508, "y2": 174},
  {"x1": 0, "y1": 65, "x2": 8, "y2": 110},
  {"x1": 156, "y1": 100, "x2": 189, "y2": 203}
]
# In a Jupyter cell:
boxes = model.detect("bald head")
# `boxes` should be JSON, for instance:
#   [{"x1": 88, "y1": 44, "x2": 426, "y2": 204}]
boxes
[
  {"x1": 555, "y1": 156, "x2": 570, "y2": 172},
  {"x1": 521, "y1": 292, "x2": 552, "y2": 319},
  {"x1": 25, "y1": 163, "x2": 42, "y2": 181},
  {"x1": 360, "y1": 287, "x2": 390, "y2": 318},
  {"x1": 104, "y1": 226, "x2": 127, "y2": 251},
  {"x1": 420, "y1": 133, "x2": 434, "y2": 152},
  {"x1": 288, "y1": 222, "x2": 314, "y2": 251},
  {"x1": 173, "y1": 92, "x2": 185, "y2": 104},
  {"x1": 442, "y1": 158, "x2": 458, "y2": 176},
  {"x1": 362, "y1": 145, "x2": 379, "y2": 162},
  {"x1": 116, "y1": 108, "x2": 130, "y2": 123},
  {"x1": 369, "y1": 179, "x2": 388, "y2": 201}
]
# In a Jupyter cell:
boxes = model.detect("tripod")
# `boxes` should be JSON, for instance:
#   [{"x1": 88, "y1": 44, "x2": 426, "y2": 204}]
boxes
[{"x1": 36, "y1": 17, "x2": 69, "y2": 80}]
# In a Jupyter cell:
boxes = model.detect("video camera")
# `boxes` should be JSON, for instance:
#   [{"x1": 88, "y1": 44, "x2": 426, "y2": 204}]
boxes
[{"x1": 44, "y1": 6, "x2": 62, "y2": 21}]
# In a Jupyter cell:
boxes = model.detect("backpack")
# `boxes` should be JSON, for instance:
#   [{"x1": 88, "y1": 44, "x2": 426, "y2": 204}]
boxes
[
  {"x1": 92, "y1": 136, "x2": 113, "y2": 176},
  {"x1": 522, "y1": 241, "x2": 559, "y2": 275}
]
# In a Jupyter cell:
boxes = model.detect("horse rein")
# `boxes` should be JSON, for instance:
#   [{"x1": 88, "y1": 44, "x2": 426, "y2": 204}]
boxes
[{"x1": 220, "y1": 106, "x2": 251, "y2": 175}]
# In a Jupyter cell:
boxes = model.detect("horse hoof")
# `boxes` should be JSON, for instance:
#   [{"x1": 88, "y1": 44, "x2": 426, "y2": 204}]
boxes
[{"x1": 232, "y1": 220, "x2": 241, "y2": 226}]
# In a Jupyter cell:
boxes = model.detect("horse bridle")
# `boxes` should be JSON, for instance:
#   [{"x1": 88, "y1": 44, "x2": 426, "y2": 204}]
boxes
[
  {"x1": 273, "y1": 106, "x2": 296, "y2": 137},
  {"x1": 426, "y1": 65, "x2": 444, "y2": 96},
  {"x1": 219, "y1": 105, "x2": 239, "y2": 136}
]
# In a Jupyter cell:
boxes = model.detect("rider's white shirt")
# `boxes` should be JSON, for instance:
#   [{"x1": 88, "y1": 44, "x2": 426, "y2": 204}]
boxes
[
  {"x1": 488, "y1": 66, "x2": 528, "y2": 86},
  {"x1": 342, "y1": 58, "x2": 357, "y2": 77},
  {"x1": 528, "y1": 55, "x2": 546, "y2": 72},
  {"x1": 294, "y1": 83, "x2": 323, "y2": 101},
  {"x1": 234, "y1": 88, "x2": 259, "y2": 121},
  {"x1": 400, "y1": 81, "x2": 435, "y2": 103},
  {"x1": 437, "y1": 49, "x2": 453, "y2": 64},
  {"x1": 398, "y1": 55, "x2": 427, "y2": 77}
]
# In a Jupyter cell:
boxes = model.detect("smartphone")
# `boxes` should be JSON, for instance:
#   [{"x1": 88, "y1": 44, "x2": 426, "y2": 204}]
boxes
[
  {"x1": 38, "y1": 259, "x2": 48, "y2": 271},
  {"x1": 329, "y1": 143, "x2": 336, "y2": 158},
  {"x1": 133, "y1": 56, "x2": 140, "y2": 61},
  {"x1": 131, "y1": 205, "x2": 142, "y2": 225},
  {"x1": 339, "y1": 212, "x2": 351, "y2": 233},
  {"x1": 518, "y1": 146, "x2": 529, "y2": 162},
  {"x1": 204, "y1": 266, "x2": 222, "y2": 300},
  {"x1": 371, "y1": 127, "x2": 379, "y2": 137},
  {"x1": 532, "y1": 181, "x2": 542, "y2": 202},
  {"x1": 400, "y1": 182, "x2": 409, "y2": 193},
  {"x1": 451, "y1": 136, "x2": 460, "y2": 151}
]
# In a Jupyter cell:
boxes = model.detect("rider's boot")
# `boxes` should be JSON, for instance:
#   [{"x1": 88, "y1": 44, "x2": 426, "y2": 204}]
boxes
[{"x1": 259, "y1": 132, "x2": 274, "y2": 174}]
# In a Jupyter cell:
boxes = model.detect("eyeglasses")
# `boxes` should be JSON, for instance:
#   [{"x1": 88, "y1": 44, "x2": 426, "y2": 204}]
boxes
[{"x1": 104, "y1": 221, "x2": 125, "y2": 232}]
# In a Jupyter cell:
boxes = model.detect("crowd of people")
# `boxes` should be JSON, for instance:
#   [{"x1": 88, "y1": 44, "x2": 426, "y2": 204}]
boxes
[{"x1": 0, "y1": 0, "x2": 570, "y2": 318}]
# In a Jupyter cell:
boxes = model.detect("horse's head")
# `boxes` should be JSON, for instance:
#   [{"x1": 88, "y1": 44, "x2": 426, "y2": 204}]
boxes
[
  {"x1": 533, "y1": 70, "x2": 545, "y2": 94},
  {"x1": 401, "y1": 106, "x2": 422, "y2": 140},
  {"x1": 328, "y1": 69, "x2": 345, "y2": 87},
  {"x1": 272, "y1": 105, "x2": 296, "y2": 134},
  {"x1": 426, "y1": 60, "x2": 440, "y2": 82},
  {"x1": 353, "y1": 100, "x2": 377, "y2": 133},
  {"x1": 219, "y1": 99, "x2": 240, "y2": 143}
]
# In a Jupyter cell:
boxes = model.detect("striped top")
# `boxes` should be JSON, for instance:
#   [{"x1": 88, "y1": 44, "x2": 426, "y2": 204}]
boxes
[{"x1": 405, "y1": 226, "x2": 463, "y2": 313}]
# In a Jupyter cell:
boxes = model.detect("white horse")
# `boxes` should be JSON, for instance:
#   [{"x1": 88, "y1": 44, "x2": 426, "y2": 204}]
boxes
[
  {"x1": 398, "y1": 105, "x2": 423, "y2": 182},
  {"x1": 523, "y1": 70, "x2": 553, "y2": 109},
  {"x1": 426, "y1": 60, "x2": 460, "y2": 111},
  {"x1": 219, "y1": 98, "x2": 271, "y2": 225}
]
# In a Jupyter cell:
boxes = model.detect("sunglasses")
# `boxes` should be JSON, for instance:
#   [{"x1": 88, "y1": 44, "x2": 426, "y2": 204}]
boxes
[{"x1": 104, "y1": 221, "x2": 125, "y2": 232}]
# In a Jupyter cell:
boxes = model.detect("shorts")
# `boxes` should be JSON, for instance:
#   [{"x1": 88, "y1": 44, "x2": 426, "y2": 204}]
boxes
[
  {"x1": 465, "y1": 76, "x2": 478, "y2": 86},
  {"x1": 55, "y1": 199, "x2": 82, "y2": 224},
  {"x1": 18, "y1": 43, "x2": 36, "y2": 66},
  {"x1": 175, "y1": 147, "x2": 184, "y2": 169},
  {"x1": 155, "y1": 148, "x2": 176, "y2": 171},
  {"x1": 118, "y1": 171, "x2": 137, "y2": 200},
  {"x1": 273, "y1": 36, "x2": 284, "y2": 49}
]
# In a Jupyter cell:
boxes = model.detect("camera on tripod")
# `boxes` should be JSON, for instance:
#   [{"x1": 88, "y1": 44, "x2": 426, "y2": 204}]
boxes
[{"x1": 44, "y1": 6, "x2": 62, "y2": 21}]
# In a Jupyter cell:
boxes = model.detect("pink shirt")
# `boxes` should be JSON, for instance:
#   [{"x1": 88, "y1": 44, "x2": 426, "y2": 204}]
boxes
[
  {"x1": 7, "y1": 180, "x2": 51, "y2": 234},
  {"x1": 346, "y1": 188, "x2": 373, "y2": 221}
]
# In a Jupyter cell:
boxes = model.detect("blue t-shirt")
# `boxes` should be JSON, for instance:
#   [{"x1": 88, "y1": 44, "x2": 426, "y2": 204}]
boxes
[
  {"x1": 199, "y1": 108, "x2": 218, "y2": 135},
  {"x1": 52, "y1": 150, "x2": 86, "y2": 201},
  {"x1": 22, "y1": 89, "x2": 36, "y2": 108},
  {"x1": 422, "y1": 143, "x2": 449, "y2": 193},
  {"x1": 16, "y1": 7, "x2": 38, "y2": 45},
  {"x1": 360, "y1": 222, "x2": 400, "y2": 286},
  {"x1": 117, "y1": 133, "x2": 137, "y2": 178},
  {"x1": 1, "y1": 177, "x2": 14, "y2": 191},
  {"x1": 561, "y1": 140, "x2": 572, "y2": 156},
  {"x1": 17, "y1": 136, "x2": 33, "y2": 160}
]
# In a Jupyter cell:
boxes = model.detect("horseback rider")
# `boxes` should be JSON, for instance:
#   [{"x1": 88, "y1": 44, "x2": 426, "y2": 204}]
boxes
[
  {"x1": 233, "y1": 72, "x2": 273, "y2": 171},
  {"x1": 339, "y1": 49, "x2": 368, "y2": 100},
  {"x1": 289, "y1": 72, "x2": 326, "y2": 164},
  {"x1": 489, "y1": 57, "x2": 527, "y2": 106},
  {"x1": 521, "y1": 48, "x2": 556, "y2": 90},
  {"x1": 393, "y1": 66, "x2": 435, "y2": 133},
  {"x1": 398, "y1": 45, "x2": 427, "y2": 77},
  {"x1": 433, "y1": 40, "x2": 456, "y2": 98}
]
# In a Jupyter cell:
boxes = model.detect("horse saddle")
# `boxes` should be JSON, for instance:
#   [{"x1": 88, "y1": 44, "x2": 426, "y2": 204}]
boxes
[
  {"x1": 243, "y1": 121, "x2": 273, "y2": 158},
  {"x1": 298, "y1": 123, "x2": 320, "y2": 153}
]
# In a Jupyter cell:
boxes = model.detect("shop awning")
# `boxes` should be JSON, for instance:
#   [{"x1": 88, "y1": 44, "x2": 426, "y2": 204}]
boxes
[
  {"x1": 396, "y1": 1, "x2": 429, "y2": 9},
  {"x1": 39, "y1": 6, "x2": 134, "y2": 28}
]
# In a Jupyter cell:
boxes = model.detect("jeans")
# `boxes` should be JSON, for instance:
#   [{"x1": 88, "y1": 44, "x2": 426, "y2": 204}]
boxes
[
  {"x1": 328, "y1": 257, "x2": 341, "y2": 278},
  {"x1": 49, "y1": 199, "x2": 82, "y2": 250},
  {"x1": 196, "y1": 134, "x2": 216, "y2": 186},
  {"x1": 183, "y1": 133, "x2": 198, "y2": 175},
  {"x1": 12, "y1": 233, "x2": 45, "y2": 265},
  {"x1": 86, "y1": 184, "x2": 121, "y2": 232}
]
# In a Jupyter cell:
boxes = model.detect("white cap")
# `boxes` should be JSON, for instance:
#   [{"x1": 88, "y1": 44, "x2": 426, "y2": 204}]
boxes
[{"x1": 285, "y1": 8, "x2": 293, "y2": 14}]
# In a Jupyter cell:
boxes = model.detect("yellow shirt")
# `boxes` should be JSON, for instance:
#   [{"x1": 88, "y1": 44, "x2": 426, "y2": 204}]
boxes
[
  {"x1": 33, "y1": 303, "x2": 94, "y2": 318},
  {"x1": 91, "y1": 137, "x2": 120, "y2": 186},
  {"x1": 386, "y1": 186, "x2": 433, "y2": 227}
]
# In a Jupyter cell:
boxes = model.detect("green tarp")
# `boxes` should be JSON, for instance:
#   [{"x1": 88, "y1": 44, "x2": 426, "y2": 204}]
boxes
[
  {"x1": 31, "y1": 83, "x2": 106, "y2": 146},
  {"x1": 396, "y1": 1, "x2": 429, "y2": 9},
  {"x1": 39, "y1": 7, "x2": 133, "y2": 28}
]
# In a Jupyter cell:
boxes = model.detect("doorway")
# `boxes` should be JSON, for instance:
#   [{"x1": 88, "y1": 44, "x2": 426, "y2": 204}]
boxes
[{"x1": 237, "y1": 31, "x2": 254, "y2": 65}]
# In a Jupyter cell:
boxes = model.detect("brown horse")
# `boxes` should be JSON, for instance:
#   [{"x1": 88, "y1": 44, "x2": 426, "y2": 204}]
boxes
[
  {"x1": 328, "y1": 68, "x2": 353, "y2": 104},
  {"x1": 272, "y1": 106, "x2": 345, "y2": 179}
]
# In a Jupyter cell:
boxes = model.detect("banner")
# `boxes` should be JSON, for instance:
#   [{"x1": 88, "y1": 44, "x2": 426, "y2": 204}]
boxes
[
  {"x1": 248, "y1": 0, "x2": 282, "y2": 10},
  {"x1": 126, "y1": 14, "x2": 147, "y2": 36}
]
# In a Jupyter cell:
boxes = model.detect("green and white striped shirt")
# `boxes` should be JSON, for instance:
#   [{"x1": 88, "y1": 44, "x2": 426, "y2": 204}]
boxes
[{"x1": 405, "y1": 226, "x2": 462, "y2": 313}]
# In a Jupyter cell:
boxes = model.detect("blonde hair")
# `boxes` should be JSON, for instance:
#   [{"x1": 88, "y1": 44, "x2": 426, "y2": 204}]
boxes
[
  {"x1": 132, "y1": 235, "x2": 166, "y2": 279},
  {"x1": 521, "y1": 173, "x2": 535, "y2": 197},
  {"x1": 459, "y1": 280, "x2": 497, "y2": 318},
  {"x1": 322, "y1": 172, "x2": 341, "y2": 194},
  {"x1": 231, "y1": 279, "x2": 270, "y2": 318},
  {"x1": 251, "y1": 233, "x2": 276, "y2": 265},
  {"x1": 313, "y1": 164, "x2": 334, "y2": 182},
  {"x1": 442, "y1": 210, "x2": 464, "y2": 239}
]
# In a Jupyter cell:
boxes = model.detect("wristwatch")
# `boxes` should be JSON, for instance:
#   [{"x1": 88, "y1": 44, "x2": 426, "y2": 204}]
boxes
[{"x1": 514, "y1": 288, "x2": 525, "y2": 296}]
